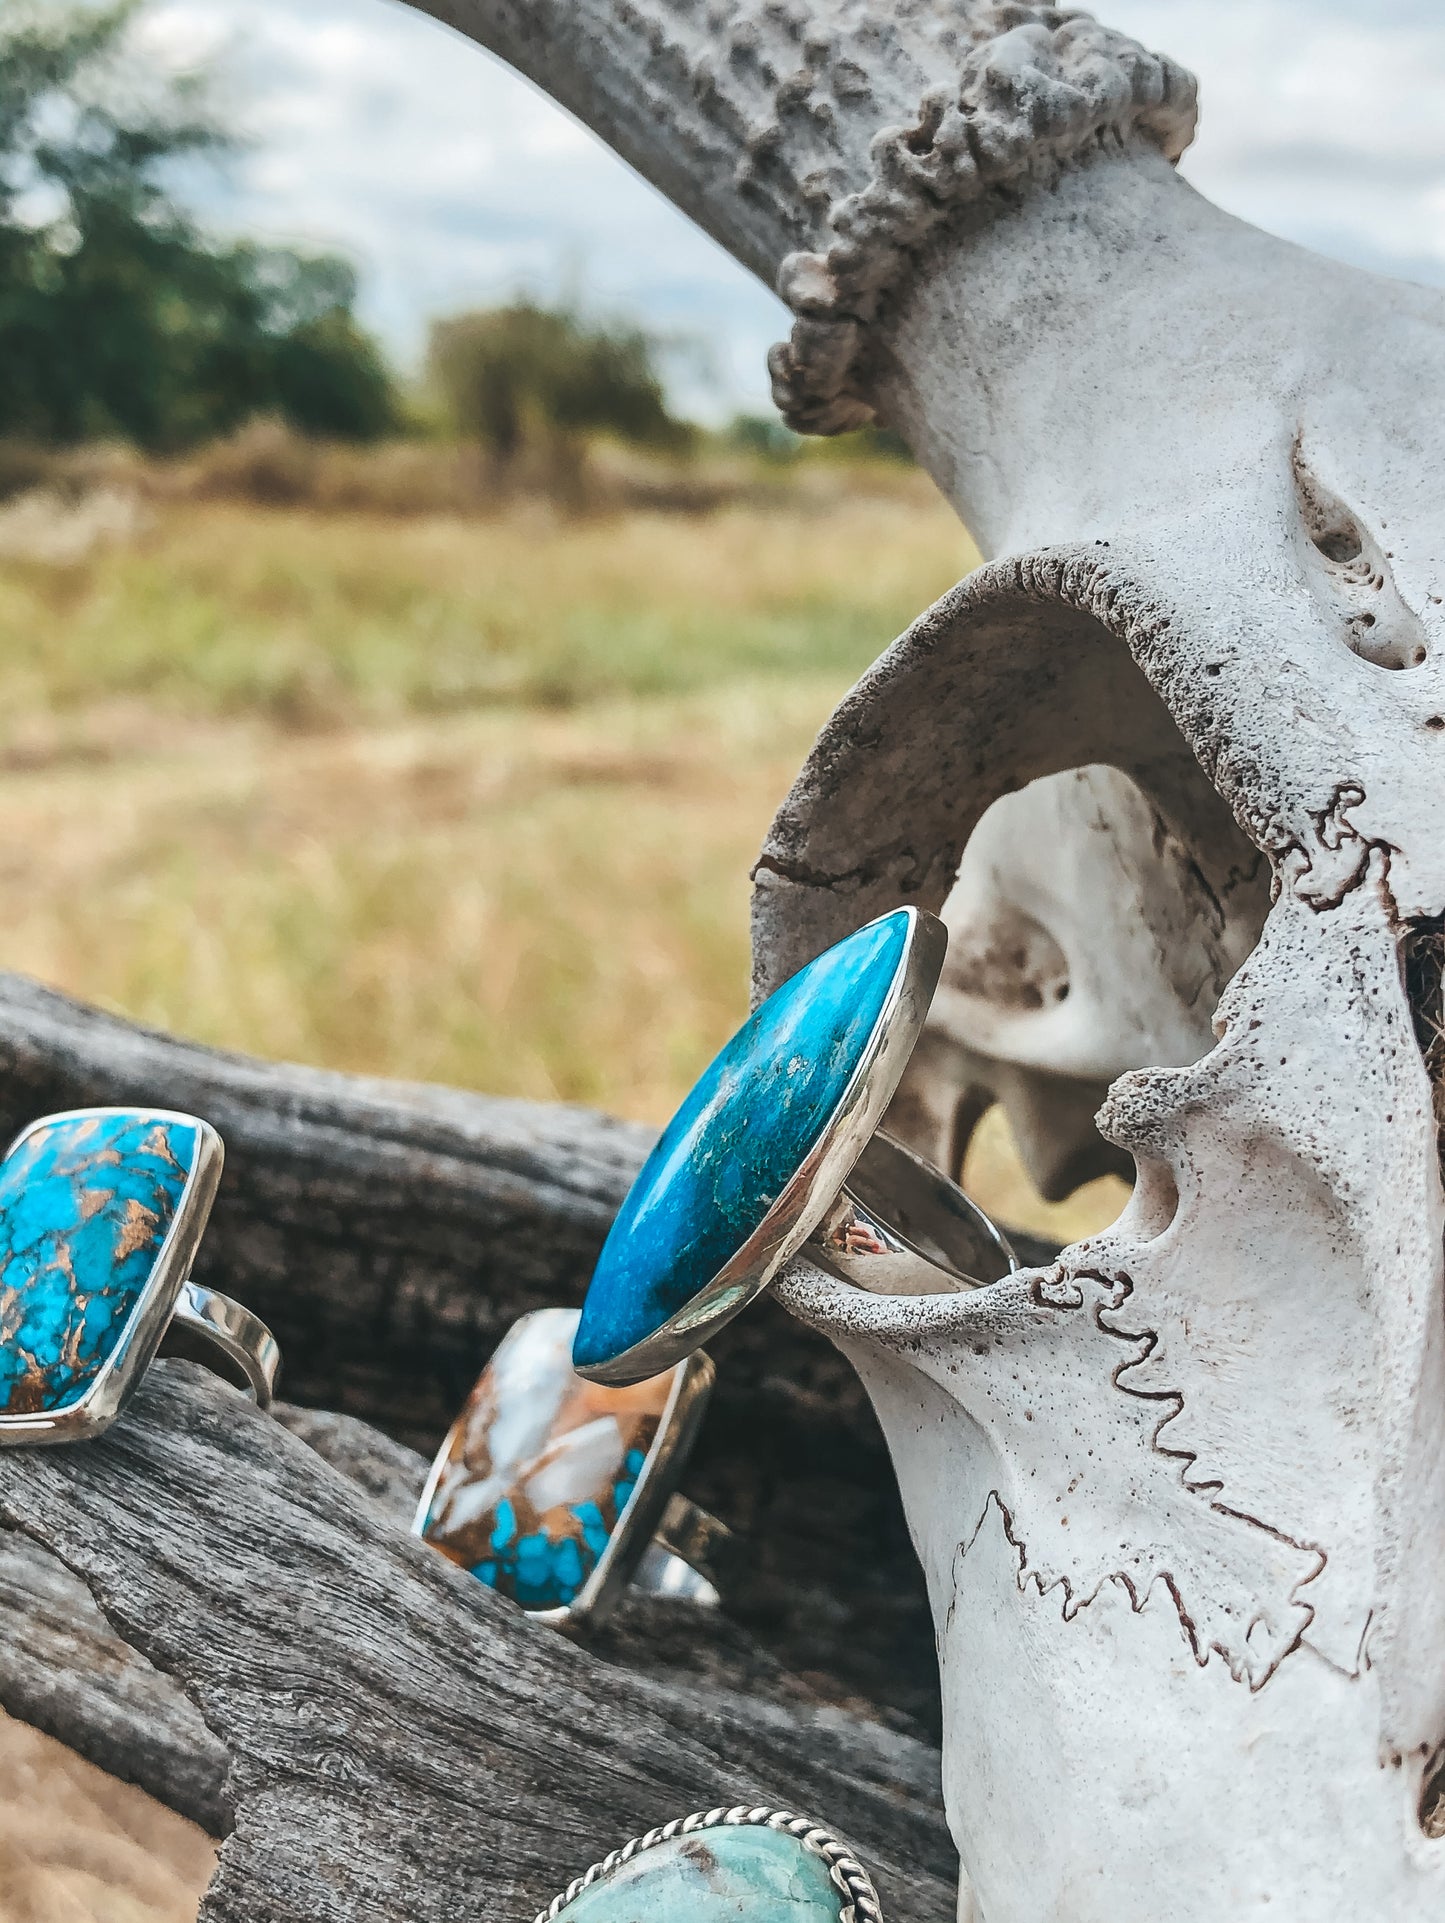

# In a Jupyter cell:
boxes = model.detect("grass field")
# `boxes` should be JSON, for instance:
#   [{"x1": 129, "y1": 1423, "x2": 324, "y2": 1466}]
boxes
[{"x1": 0, "y1": 484, "x2": 1123, "y2": 1238}]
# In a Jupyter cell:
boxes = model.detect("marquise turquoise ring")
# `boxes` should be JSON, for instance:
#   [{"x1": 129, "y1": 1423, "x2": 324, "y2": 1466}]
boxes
[
  {"x1": 573, "y1": 906, "x2": 1018, "y2": 1387},
  {"x1": 414, "y1": 1306, "x2": 724, "y2": 1627},
  {"x1": 0, "y1": 1108, "x2": 280, "y2": 1444},
  {"x1": 534, "y1": 1806, "x2": 884, "y2": 1922}
]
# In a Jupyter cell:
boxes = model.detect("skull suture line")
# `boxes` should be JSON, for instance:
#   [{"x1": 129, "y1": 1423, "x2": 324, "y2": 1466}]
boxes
[{"x1": 408, "y1": 0, "x2": 1445, "y2": 1912}]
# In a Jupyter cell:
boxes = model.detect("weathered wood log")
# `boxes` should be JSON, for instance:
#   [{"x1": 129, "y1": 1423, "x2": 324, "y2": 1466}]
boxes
[
  {"x1": 0, "y1": 1402, "x2": 441, "y2": 1837},
  {"x1": 0, "y1": 973, "x2": 983, "y2": 1731},
  {"x1": 0, "y1": 972, "x2": 652, "y2": 1438},
  {"x1": 0, "y1": 1399, "x2": 948, "y2": 1852},
  {"x1": 0, "y1": 1529, "x2": 229, "y2": 1836},
  {"x1": 0, "y1": 1365, "x2": 958, "y2": 1920},
  {"x1": 0, "y1": 976, "x2": 1062, "y2": 1907}
]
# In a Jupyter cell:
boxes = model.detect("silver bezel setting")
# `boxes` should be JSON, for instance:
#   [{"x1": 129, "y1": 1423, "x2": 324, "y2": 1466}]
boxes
[
  {"x1": 413, "y1": 1310, "x2": 715, "y2": 1630},
  {"x1": 534, "y1": 1804, "x2": 885, "y2": 1922},
  {"x1": 576, "y1": 905, "x2": 947, "y2": 1387},
  {"x1": 0, "y1": 1106, "x2": 224, "y2": 1446}
]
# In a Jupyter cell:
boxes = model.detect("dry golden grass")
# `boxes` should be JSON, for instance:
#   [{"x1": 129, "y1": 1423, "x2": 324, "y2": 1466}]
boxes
[
  {"x1": 0, "y1": 489, "x2": 1117, "y2": 1240},
  {"x1": 0, "y1": 686, "x2": 829, "y2": 1114},
  {"x1": 0, "y1": 489, "x2": 961, "y2": 727}
]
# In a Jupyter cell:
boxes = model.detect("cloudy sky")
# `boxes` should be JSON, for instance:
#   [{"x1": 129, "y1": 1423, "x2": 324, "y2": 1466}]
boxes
[{"x1": 141, "y1": 0, "x2": 1445, "y2": 415}]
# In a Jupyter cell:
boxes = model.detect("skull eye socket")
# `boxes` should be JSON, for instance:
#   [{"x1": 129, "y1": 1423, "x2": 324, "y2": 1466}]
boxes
[{"x1": 883, "y1": 765, "x2": 1268, "y2": 1249}]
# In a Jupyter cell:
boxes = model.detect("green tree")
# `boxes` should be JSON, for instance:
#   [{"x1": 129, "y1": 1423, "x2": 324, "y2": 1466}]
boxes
[
  {"x1": 428, "y1": 301, "x2": 689, "y2": 460},
  {"x1": 0, "y1": 0, "x2": 396, "y2": 447}
]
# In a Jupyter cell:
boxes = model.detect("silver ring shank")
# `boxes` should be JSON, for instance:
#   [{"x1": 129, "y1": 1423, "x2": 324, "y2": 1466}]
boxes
[
  {"x1": 172, "y1": 1281, "x2": 281, "y2": 1408},
  {"x1": 631, "y1": 1494, "x2": 729, "y2": 1608},
  {"x1": 632, "y1": 1542, "x2": 721, "y2": 1607},
  {"x1": 810, "y1": 1130, "x2": 1018, "y2": 1296}
]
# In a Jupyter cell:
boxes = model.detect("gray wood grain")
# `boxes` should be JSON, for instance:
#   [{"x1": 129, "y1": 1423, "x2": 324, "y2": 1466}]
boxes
[
  {"x1": 0, "y1": 972, "x2": 653, "y2": 1439},
  {"x1": 0, "y1": 1365, "x2": 957, "y2": 1921},
  {"x1": 0, "y1": 1401, "x2": 438, "y2": 1837},
  {"x1": 0, "y1": 974, "x2": 951, "y2": 1731},
  {"x1": 0, "y1": 1529, "x2": 229, "y2": 1834}
]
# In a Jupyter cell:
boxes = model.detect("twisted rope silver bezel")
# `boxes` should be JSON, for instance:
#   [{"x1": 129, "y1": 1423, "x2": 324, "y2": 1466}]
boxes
[{"x1": 532, "y1": 1804, "x2": 885, "y2": 1922}]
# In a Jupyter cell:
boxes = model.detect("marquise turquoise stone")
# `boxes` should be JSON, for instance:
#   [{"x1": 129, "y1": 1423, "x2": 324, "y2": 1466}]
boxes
[
  {"x1": 0, "y1": 1114, "x2": 198, "y2": 1416},
  {"x1": 554, "y1": 1825, "x2": 844, "y2": 1920},
  {"x1": 574, "y1": 910, "x2": 909, "y2": 1373}
]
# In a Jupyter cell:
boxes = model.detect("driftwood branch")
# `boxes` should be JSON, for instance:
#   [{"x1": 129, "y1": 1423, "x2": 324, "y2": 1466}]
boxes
[
  {"x1": 0, "y1": 973, "x2": 651, "y2": 1438},
  {"x1": 0, "y1": 975, "x2": 990, "y2": 1728},
  {"x1": 0, "y1": 1528, "x2": 228, "y2": 1834},
  {"x1": 0, "y1": 1365, "x2": 957, "y2": 1919},
  {"x1": 0, "y1": 977, "x2": 1066, "y2": 1911},
  {"x1": 0, "y1": 1401, "x2": 440, "y2": 1836}
]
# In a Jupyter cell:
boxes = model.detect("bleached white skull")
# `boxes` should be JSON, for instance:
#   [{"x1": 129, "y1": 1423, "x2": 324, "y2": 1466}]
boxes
[
  {"x1": 750, "y1": 92, "x2": 1445, "y2": 1907},
  {"x1": 885, "y1": 764, "x2": 1268, "y2": 1198},
  {"x1": 412, "y1": 0, "x2": 1445, "y2": 1912}
]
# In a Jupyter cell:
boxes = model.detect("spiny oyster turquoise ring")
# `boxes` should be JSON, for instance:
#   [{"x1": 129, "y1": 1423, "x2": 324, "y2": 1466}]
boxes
[
  {"x1": 573, "y1": 906, "x2": 1018, "y2": 1387},
  {"x1": 414, "y1": 1307, "x2": 721, "y2": 1626},
  {"x1": 534, "y1": 1806, "x2": 884, "y2": 1922},
  {"x1": 0, "y1": 1108, "x2": 280, "y2": 1443}
]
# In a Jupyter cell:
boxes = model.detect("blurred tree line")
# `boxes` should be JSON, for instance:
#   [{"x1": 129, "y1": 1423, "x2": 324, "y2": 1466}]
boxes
[
  {"x1": 428, "y1": 303, "x2": 690, "y2": 464},
  {"x1": 0, "y1": 0, "x2": 696, "y2": 462},
  {"x1": 0, "y1": 0, "x2": 910, "y2": 472},
  {"x1": 0, "y1": 0, "x2": 397, "y2": 447}
]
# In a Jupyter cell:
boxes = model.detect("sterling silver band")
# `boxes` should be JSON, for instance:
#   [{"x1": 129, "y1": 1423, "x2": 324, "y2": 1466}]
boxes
[
  {"x1": 415, "y1": 1315, "x2": 721, "y2": 1628},
  {"x1": 631, "y1": 1492, "x2": 730, "y2": 1606},
  {"x1": 171, "y1": 1280, "x2": 281, "y2": 1408},
  {"x1": 0, "y1": 1107, "x2": 280, "y2": 1446},
  {"x1": 574, "y1": 910, "x2": 1020, "y2": 1390},
  {"x1": 811, "y1": 1129, "x2": 1018, "y2": 1295},
  {"x1": 632, "y1": 1543, "x2": 718, "y2": 1605}
]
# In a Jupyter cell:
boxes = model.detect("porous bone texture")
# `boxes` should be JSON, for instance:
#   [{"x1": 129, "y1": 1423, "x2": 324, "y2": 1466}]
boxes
[
  {"x1": 0, "y1": 0, "x2": 1438, "y2": 1915},
  {"x1": 886, "y1": 764, "x2": 1268, "y2": 1199},
  {"x1": 757, "y1": 155, "x2": 1445, "y2": 1919},
  {"x1": 411, "y1": 0, "x2": 1194, "y2": 430}
]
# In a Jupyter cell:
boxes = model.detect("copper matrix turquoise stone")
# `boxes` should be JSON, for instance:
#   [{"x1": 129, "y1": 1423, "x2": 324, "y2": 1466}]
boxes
[
  {"x1": 419, "y1": 1308, "x2": 677, "y2": 1612},
  {"x1": 574, "y1": 909, "x2": 909, "y2": 1374},
  {"x1": 554, "y1": 1825, "x2": 846, "y2": 1919},
  {"x1": 0, "y1": 1113, "x2": 198, "y2": 1416}
]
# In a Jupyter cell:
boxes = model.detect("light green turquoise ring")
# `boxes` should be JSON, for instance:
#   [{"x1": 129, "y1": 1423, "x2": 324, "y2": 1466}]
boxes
[{"x1": 534, "y1": 1805, "x2": 883, "y2": 1922}]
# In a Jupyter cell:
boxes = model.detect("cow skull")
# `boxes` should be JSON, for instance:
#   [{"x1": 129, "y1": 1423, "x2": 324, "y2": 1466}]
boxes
[
  {"x1": 749, "y1": 102, "x2": 1445, "y2": 1912},
  {"x1": 411, "y1": 0, "x2": 1445, "y2": 1913}
]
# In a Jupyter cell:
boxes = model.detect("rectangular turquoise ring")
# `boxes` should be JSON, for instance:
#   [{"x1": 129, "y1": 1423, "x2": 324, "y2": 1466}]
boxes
[{"x1": 0, "y1": 1107, "x2": 225, "y2": 1445}]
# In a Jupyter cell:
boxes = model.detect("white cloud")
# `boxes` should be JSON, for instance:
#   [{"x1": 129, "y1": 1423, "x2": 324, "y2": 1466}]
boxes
[
  {"x1": 141, "y1": 0, "x2": 785, "y2": 416},
  {"x1": 140, "y1": 0, "x2": 1445, "y2": 415},
  {"x1": 1107, "y1": 0, "x2": 1445, "y2": 280}
]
